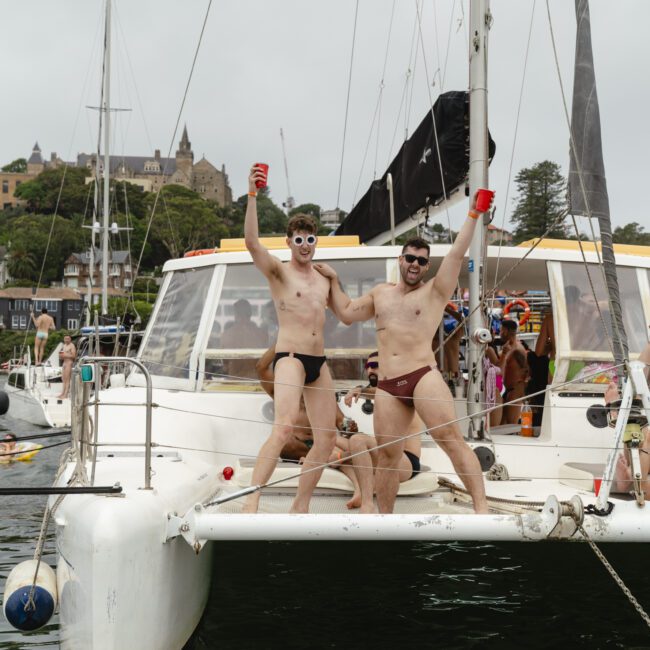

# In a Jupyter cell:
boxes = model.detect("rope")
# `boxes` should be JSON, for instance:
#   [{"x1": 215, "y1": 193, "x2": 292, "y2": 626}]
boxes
[{"x1": 335, "y1": 0, "x2": 360, "y2": 211}]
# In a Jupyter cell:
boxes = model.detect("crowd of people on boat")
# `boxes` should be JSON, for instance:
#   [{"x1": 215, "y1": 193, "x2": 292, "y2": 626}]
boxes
[{"x1": 241, "y1": 163, "x2": 491, "y2": 514}]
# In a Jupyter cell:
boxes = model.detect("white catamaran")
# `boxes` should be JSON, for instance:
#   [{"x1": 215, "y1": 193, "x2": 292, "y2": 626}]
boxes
[{"x1": 3, "y1": 1, "x2": 650, "y2": 648}]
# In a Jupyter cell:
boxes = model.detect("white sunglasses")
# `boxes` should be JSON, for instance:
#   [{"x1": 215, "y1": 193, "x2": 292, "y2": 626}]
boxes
[{"x1": 292, "y1": 234, "x2": 317, "y2": 246}]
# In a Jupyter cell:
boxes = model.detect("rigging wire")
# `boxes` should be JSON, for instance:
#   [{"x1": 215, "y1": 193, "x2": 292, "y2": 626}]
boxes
[
  {"x1": 492, "y1": 0, "x2": 536, "y2": 288},
  {"x1": 130, "y1": 0, "x2": 214, "y2": 302},
  {"x1": 386, "y1": 10, "x2": 419, "y2": 166},
  {"x1": 335, "y1": 0, "x2": 360, "y2": 212},
  {"x1": 373, "y1": 0, "x2": 397, "y2": 179},
  {"x1": 544, "y1": 0, "x2": 623, "y2": 364}
]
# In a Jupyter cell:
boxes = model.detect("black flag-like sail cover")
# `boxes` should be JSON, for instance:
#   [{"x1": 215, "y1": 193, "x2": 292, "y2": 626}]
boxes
[
  {"x1": 568, "y1": 0, "x2": 627, "y2": 364},
  {"x1": 335, "y1": 90, "x2": 495, "y2": 242}
]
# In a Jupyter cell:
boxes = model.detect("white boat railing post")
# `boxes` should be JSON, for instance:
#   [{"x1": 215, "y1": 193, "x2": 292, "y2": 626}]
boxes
[
  {"x1": 83, "y1": 356, "x2": 153, "y2": 489},
  {"x1": 467, "y1": 0, "x2": 491, "y2": 438}
]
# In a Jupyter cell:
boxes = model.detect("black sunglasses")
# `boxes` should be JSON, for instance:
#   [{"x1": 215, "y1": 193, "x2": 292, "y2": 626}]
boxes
[
  {"x1": 403, "y1": 253, "x2": 428, "y2": 267},
  {"x1": 365, "y1": 361, "x2": 379, "y2": 369}
]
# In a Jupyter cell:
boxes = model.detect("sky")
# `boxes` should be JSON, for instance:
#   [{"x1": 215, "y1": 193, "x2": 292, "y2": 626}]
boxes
[{"x1": 2, "y1": 0, "x2": 649, "y2": 233}]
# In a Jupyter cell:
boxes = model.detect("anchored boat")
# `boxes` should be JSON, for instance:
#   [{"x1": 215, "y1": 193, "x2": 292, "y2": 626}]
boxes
[{"x1": 5, "y1": 1, "x2": 650, "y2": 647}]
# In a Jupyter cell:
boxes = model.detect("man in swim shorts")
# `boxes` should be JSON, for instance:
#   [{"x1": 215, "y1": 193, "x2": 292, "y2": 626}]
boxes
[
  {"x1": 243, "y1": 164, "x2": 337, "y2": 513},
  {"x1": 31, "y1": 307, "x2": 55, "y2": 365},
  {"x1": 317, "y1": 191, "x2": 490, "y2": 514}
]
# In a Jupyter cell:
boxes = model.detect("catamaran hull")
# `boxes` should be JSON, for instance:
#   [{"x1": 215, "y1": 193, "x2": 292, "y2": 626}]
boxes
[
  {"x1": 5, "y1": 386, "x2": 54, "y2": 427},
  {"x1": 54, "y1": 492, "x2": 213, "y2": 650}
]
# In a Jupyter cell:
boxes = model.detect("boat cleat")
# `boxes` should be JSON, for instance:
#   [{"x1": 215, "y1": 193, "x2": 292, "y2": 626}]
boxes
[{"x1": 541, "y1": 494, "x2": 584, "y2": 539}]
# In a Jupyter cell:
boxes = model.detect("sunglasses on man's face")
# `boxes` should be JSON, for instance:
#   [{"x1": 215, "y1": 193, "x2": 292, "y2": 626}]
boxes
[
  {"x1": 403, "y1": 253, "x2": 429, "y2": 267},
  {"x1": 292, "y1": 234, "x2": 317, "y2": 247},
  {"x1": 365, "y1": 361, "x2": 379, "y2": 369}
]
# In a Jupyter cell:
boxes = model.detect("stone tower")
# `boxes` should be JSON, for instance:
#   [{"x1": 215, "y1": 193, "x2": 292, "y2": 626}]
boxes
[{"x1": 175, "y1": 125, "x2": 194, "y2": 181}]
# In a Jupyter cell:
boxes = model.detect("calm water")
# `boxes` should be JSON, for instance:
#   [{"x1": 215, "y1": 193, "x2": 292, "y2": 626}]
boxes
[{"x1": 2, "y1": 405, "x2": 650, "y2": 649}]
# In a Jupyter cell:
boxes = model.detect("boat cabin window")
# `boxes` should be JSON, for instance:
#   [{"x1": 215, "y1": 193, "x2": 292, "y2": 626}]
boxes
[
  {"x1": 558, "y1": 262, "x2": 648, "y2": 383},
  {"x1": 8, "y1": 371, "x2": 25, "y2": 389},
  {"x1": 141, "y1": 266, "x2": 213, "y2": 378},
  {"x1": 202, "y1": 259, "x2": 385, "y2": 388}
]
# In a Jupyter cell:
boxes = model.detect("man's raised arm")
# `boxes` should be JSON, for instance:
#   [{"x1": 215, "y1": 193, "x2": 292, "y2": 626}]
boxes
[
  {"x1": 433, "y1": 190, "x2": 494, "y2": 301},
  {"x1": 244, "y1": 164, "x2": 281, "y2": 279},
  {"x1": 313, "y1": 263, "x2": 375, "y2": 325}
]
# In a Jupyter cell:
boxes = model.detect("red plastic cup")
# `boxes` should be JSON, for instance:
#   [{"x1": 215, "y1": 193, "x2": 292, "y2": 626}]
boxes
[
  {"x1": 475, "y1": 188, "x2": 495, "y2": 212},
  {"x1": 255, "y1": 163, "x2": 269, "y2": 189},
  {"x1": 593, "y1": 477, "x2": 602, "y2": 496}
]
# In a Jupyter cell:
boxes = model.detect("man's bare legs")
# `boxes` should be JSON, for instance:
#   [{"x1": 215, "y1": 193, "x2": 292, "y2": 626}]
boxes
[
  {"x1": 243, "y1": 358, "x2": 305, "y2": 513},
  {"x1": 290, "y1": 365, "x2": 337, "y2": 513},
  {"x1": 414, "y1": 371, "x2": 488, "y2": 513},
  {"x1": 373, "y1": 390, "x2": 412, "y2": 513},
  {"x1": 34, "y1": 338, "x2": 44, "y2": 365}
]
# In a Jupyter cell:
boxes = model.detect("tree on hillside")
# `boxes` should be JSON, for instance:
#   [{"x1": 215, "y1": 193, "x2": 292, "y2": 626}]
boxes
[
  {"x1": 510, "y1": 161, "x2": 568, "y2": 244},
  {"x1": 7, "y1": 247, "x2": 36, "y2": 280},
  {"x1": 230, "y1": 188, "x2": 287, "y2": 237},
  {"x1": 2, "y1": 158, "x2": 27, "y2": 173},
  {"x1": 289, "y1": 203, "x2": 321, "y2": 218},
  {"x1": 6, "y1": 214, "x2": 85, "y2": 283},
  {"x1": 14, "y1": 167, "x2": 92, "y2": 217},
  {"x1": 612, "y1": 222, "x2": 650, "y2": 246},
  {"x1": 147, "y1": 185, "x2": 228, "y2": 259}
]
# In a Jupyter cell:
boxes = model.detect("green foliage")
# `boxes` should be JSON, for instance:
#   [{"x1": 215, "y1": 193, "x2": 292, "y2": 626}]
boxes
[
  {"x1": 1, "y1": 158, "x2": 27, "y2": 173},
  {"x1": 510, "y1": 161, "x2": 568, "y2": 244},
  {"x1": 6, "y1": 214, "x2": 85, "y2": 282},
  {"x1": 14, "y1": 167, "x2": 92, "y2": 217},
  {"x1": 289, "y1": 203, "x2": 321, "y2": 218},
  {"x1": 612, "y1": 222, "x2": 650, "y2": 246},
  {"x1": 132, "y1": 277, "x2": 160, "y2": 294},
  {"x1": 232, "y1": 191, "x2": 287, "y2": 237},
  {"x1": 146, "y1": 184, "x2": 229, "y2": 259}
]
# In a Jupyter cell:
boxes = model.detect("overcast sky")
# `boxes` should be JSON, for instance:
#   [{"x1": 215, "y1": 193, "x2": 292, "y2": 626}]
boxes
[{"x1": 2, "y1": 0, "x2": 648, "y2": 232}]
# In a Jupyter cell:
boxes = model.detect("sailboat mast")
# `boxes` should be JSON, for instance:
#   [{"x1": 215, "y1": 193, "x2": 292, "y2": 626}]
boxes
[
  {"x1": 101, "y1": 0, "x2": 111, "y2": 316},
  {"x1": 467, "y1": 0, "x2": 491, "y2": 435}
]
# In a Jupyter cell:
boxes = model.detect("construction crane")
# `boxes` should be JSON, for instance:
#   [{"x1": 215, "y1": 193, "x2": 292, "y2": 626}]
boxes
[{"x1": 279, "y1": 127, "x2": 295, "y2": 212}]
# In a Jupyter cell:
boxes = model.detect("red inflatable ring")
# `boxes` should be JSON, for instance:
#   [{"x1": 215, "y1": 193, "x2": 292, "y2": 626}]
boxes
[{"x1": 503, "y1": 299, "x2": 530, "y2": 327}]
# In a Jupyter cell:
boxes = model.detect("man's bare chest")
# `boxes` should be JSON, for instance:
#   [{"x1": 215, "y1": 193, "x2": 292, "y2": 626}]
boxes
[{"x1": 374, "y1": 287, "x2": 434, "y2": 327}]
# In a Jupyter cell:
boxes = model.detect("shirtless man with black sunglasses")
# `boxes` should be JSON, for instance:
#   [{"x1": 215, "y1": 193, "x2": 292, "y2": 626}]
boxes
[
  {"x1": 243, "y1": 164, "x2": 336, "y2": 513},
  {"x1": 316, "y1": 191, "x2": 491, "y2": 514}
]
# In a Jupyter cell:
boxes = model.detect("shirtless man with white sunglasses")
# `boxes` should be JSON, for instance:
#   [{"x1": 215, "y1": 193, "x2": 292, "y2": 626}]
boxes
[{"x1": 242, "y1": 164, "x2": 336, "y2": 513}]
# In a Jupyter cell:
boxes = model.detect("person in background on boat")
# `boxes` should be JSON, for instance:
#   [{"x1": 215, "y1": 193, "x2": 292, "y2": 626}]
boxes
[
  {"x1": 338, "y1": 351, "x2": 423, "y2": 512},
  {"x1": 0, "y1": 433, "x2": 17, "y2": 458},
  {"x1": 243, "y1": 164, "x2": 337, "y2": 513},
  {"x1": 317, "y1": 191, "x2": 492, "y2": 514},
  {"x1": 432, "y1": 301, "x2": 466, "y2": 393},
  {"x1": 57, "y1": 335, "x2": 77, "y2": 399},
  {"x1": 500, "y1": 319, "x2": 529, "y2": 425},
  {"x1": 31, "y1": 307, "x2": 55, "y2": 366},
  {"x1": 483, "y1": 342, "x2": 504, "y2": 427},
  {"x1": 221, "y1": 299, "x2": 267, "y2": 349}
]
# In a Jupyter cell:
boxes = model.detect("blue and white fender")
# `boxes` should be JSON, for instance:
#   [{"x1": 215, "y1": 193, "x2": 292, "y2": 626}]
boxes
[{"x1": 2, "y1": 560, "x2": 57, "y2": 631}]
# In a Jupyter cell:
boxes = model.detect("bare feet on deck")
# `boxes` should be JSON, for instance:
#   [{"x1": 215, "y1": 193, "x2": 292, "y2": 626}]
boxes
[{"x1": 346, "y1": 493, "x2": 362, "y2": 509}]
